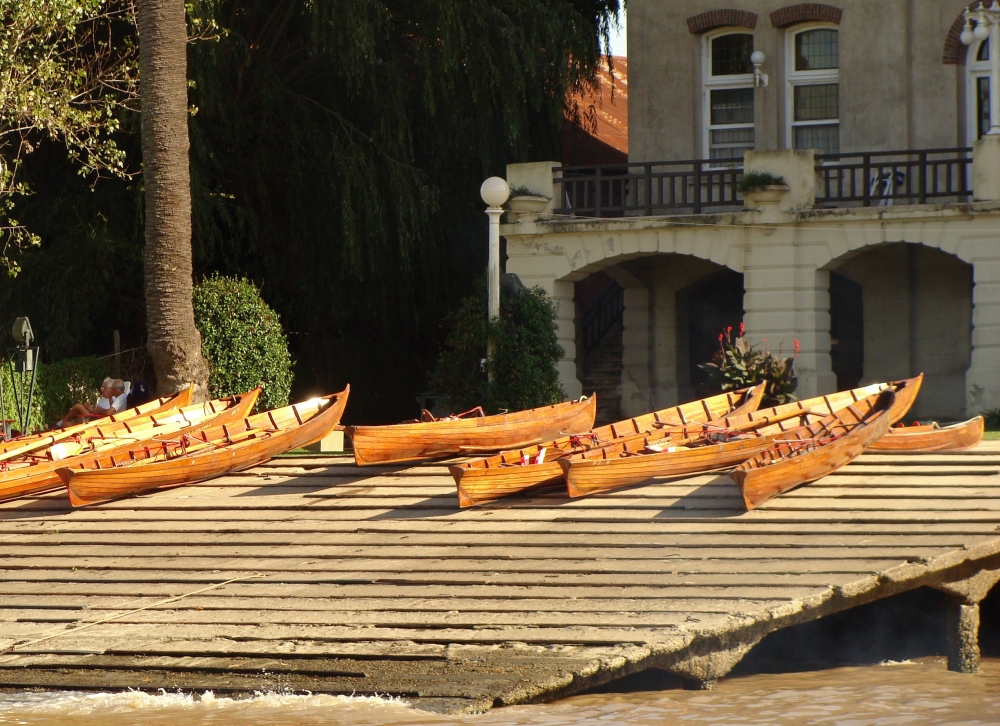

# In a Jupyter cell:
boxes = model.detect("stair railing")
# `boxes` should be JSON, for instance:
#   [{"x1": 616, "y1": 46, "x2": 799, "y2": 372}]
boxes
[{"x1": 581, "y1": 284, "x2": 625, "y2": 354}]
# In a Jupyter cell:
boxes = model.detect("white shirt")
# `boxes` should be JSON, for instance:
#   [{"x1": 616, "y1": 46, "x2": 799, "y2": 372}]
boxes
[{"x1": 96, "y1": 392, "x2": 129, "y2": 413}]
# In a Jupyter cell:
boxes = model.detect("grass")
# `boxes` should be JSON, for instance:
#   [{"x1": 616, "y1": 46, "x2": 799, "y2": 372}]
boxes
[{"x1": 983, "y1": 430, "x2": 1000, "y2": 440}]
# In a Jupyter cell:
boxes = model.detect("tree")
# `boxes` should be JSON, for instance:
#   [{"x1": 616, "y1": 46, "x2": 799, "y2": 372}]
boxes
[
  {"x1": 136, "y1": 0, "x2": 210, "y2": 398},
  {"x1": 0, "y1": 0, "x2": 138, "y2": 275}
]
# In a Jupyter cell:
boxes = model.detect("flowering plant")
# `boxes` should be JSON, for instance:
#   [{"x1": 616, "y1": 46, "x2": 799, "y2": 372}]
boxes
[{"x1": 697, "y1": 323, "x2": 799, "y2": 406}]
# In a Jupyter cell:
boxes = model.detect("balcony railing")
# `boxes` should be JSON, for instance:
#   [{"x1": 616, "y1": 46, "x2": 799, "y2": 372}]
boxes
[
  {"x1": 815, "y1": 148, "x2": 972, "y2": 206},
  {"x1": 551, "y1": 147, "x2": 973, "y2": 219},
  {"x1": 555, "y1": 160, "x2": 743, "y2": 217}
]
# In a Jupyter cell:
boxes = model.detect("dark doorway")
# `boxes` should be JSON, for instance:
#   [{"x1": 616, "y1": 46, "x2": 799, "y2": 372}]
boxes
[
  {"x1": 677, "y1": 269, "x2": 745, "y2": 395},
  {"x1": 829, "y1": 271, "x2": 864, "y2": 391}
]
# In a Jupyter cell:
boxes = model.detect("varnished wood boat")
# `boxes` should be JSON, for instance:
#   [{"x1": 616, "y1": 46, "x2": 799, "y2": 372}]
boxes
[
  {"x1": 731, "y1": 390, "x2": 895, "y2": 510},
  {"x1": 59, "y1": 387, "x2": 351, "y2": 507},
  {"x1": 0, "y1": 389, "x2": 259, "y2": 503},
  {"x1": 868, "y1": 416, "x2": 984, "y2": 452},
  {"x1": 450, "y1": 385, "x2": 767, "y2": 507},
  {"x1": 0, "y1": 384, "x2": 196, "y2": 461},
  {"x1": 347, "y1": 396, "x2": 598, "y2": 465},
  {"x1": 559, "y1": 379, "x2": 917, "y2": 498}
]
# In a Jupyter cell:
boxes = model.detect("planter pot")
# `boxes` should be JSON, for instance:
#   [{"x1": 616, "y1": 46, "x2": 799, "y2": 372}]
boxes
[
  {"x1": 743, "y1": 184, "x2": 791, "y2": 211},
  {"x1": 507, "y1": 195, "x2": 550, "y2": 214}
]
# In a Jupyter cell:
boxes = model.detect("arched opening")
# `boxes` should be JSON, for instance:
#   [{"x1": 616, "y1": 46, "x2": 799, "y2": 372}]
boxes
[
  {"x1": 827, "y1": 243, "x2": 972, "y2": 419},
  {"x1": 677, "y1": 269, "x2": 746, "y2": 398},
  {"x1": 572, "y1": 254, "x2": 744, "y2": 422}
]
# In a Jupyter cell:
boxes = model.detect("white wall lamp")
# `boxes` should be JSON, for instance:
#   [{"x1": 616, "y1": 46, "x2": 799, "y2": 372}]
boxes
[
  {"x1": 480, "y1": 176, "x2": 510, "y2": 382},
  {"x1": 962, "y1": 1, "x2": 1000, "y2": 135},
  {"x1": 751, "y1": 50, "x2": 769, "y2": 88}
]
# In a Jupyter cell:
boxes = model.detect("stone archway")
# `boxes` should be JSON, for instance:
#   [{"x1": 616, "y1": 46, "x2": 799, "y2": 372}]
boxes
[{"x1": 825, "y1": 242, "x2": 973, "y2": 419}]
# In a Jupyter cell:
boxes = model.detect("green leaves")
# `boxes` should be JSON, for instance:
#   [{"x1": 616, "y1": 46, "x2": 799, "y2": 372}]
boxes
[
  {"x1": 698, "y1": 327, "x2": 799, "y2": 406},
  {"x1": 430, "y1": 283, "x2": 566, "y2": 414},
  {"x1": 193, "y1": 274, "x2": 293, "y2": 411}
]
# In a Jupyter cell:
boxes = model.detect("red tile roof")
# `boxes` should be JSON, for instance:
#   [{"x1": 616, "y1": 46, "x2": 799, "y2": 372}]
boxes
[{"x1": 562, "y1": 56, "x2": 628, "y2": 166}]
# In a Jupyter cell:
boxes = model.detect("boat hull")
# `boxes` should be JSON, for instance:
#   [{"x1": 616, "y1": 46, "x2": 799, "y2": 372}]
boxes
[
  {"x1": 61, "y1": 388, "x2": 350, "y2": 507},
  {"x1": 868, "y1": 416, "x2": 984, "y2": 452},
  {"x1": 0, "y1": 390, "x2": 259, "y2": 503},
  {"x1": 451, "y1": 386, "x2": 766, "y2": 507},
  {"x1": 348, "y1": 396, "x2": 597, "y2": 465},
  {"x1": 731, "y1": 391, "x2": 894, "y2": 510}
]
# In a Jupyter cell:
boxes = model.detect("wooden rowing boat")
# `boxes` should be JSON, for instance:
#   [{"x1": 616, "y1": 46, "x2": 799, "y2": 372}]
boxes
[
  {"x1": 347, "y1": 396, "x2": 597, "y2": 466},
  {"x1": 0, "y1": 389, "x2": 259, "y2": 503},
  {"x1": 868, "y1": 416, "x2": 984, "y2": 452},
  {"x1": 731, "y1": 390, "x2": 895, "y2": 510},
  {"x1": 449, "y1": 385, "x2": 767, "y2": 507},
  {"x1": 887, "y1": 372, "x2": 922, "y2": 424},
  {"x1": 0, "y1": 384, "x2": 195, "y2": 461},
  {"x1": 559, "y1": 379, "x2": 916, "y2": 498},
  {"x1": 59, "y1": 387, "x2": 350, "y2": 507}
]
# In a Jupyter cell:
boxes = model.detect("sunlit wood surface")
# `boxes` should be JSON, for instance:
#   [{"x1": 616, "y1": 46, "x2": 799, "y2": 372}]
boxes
[{"x1": 1, "y1": 441, "x2": 999, "y2": 713}]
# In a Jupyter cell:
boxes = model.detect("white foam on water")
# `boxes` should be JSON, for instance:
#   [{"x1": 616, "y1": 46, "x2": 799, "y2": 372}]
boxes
[{"x1": 0, "y1": 689, "x2": 412, "y2": 720}]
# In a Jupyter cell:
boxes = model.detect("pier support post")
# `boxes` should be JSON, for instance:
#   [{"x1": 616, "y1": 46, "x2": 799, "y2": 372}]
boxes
[
  {"x1": 931, "y1": 565, "x2": 1000, "y2": 674},
  {"x1": 945, "y1": 601, "x2": 980, "y2": 674},
  {"x1": 666, "y1": 635, "x2": 763, "y2": 690}
]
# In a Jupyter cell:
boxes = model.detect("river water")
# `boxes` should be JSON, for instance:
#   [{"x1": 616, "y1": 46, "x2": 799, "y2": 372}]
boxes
[{"x1": 0, "y1": 657, "x2": 997, "y2": 726}]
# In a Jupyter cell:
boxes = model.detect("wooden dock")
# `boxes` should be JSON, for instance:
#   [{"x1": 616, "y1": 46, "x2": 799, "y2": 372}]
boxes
[{"x1": 2, "y1": 442, "x2": 1000, "y2": 713}]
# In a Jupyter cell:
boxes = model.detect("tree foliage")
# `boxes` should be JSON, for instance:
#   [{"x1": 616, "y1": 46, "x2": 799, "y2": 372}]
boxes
[
  {"x1": 0, "y1": 0, "x2": 620, "y2": 422},
  {"x1": 0, "y1": 0, "x2": 138, "y2": 274},
  {"x1": 193, "y1": 274, "x2": 293, "y2": 411},
  {"x1": 431, "y1": 284, "x2": 565, "y2": 414},
  {"x1": 698, "y1": 324, "x2": 799, "y2": 406}
]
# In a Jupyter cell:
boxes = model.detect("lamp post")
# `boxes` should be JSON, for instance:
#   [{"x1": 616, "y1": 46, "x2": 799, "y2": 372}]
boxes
[
  {"x1": 480, "y1": 176, "x2": 510, "y2": 382},
  {"x1": 963, "y1": 1, "x2": 1000, "y2": 136}
]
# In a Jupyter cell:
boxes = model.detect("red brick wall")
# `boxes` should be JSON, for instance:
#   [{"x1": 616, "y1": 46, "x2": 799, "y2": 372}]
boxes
[
  {"x1": 943, "y1": 4, "x2": 981, "y2": 65},
  {"x1": 686, "y1": 9, "x2": 758, "y2": 35},
  {"x1": 769, "y1": 4, "x2": 843, "y2": 29}
]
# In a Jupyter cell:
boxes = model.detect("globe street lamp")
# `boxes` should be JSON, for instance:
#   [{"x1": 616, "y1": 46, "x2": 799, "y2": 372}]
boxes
[
  {"x1": 963, "y1": 1, "x2": 1000, "y2": 135},
  {"x1": 480, "y1": 176, "x2": 510, "y2": 381}
]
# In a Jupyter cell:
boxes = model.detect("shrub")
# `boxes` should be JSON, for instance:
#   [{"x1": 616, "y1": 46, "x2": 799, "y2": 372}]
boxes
[
  {"x1": 738, "y1": 171, "x2": 785, "y2": 195},
  {"x1": 0, "y1": 364, "x2": 47, "y2": 433},
  {"x1": 698, "y1": 324, "x2": 798, "y2": 406},
  {"x1": 193, "y1": 275, "x2": 293, "y2": 411},
  {"x1": 431, "y1": 283, "x2": 565, "y2": 414},
  {"x1": 36, "y1": 356, "x2": 110, "y2": 426}
]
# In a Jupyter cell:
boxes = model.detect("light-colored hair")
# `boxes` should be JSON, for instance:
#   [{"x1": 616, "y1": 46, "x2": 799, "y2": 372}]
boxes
[{"x1": 102, "y1": 377, "x2": 126, "y2": 393}]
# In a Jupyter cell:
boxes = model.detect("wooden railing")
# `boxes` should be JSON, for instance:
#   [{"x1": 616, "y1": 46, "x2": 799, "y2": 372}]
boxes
[
  {"x1": 581, "y1": 283, "x2": 625, "y2": 354},
  {"x1": 814, "y1": 148, "x2": 972, "y2": 206},
  {"x1": 554, "y1": 160, "x2": 743, "y2": 217}
]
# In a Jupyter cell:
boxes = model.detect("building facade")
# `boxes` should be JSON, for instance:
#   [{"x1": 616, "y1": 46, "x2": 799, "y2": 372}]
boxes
[{"x1": 499, "y1": 2, "x2": 1000, "y2": 422}]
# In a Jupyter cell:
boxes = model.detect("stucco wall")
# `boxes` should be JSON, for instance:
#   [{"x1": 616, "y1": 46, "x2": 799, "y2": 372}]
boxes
[{"x1": 629, "y1": 0, "x2": 970, "y2": 162}]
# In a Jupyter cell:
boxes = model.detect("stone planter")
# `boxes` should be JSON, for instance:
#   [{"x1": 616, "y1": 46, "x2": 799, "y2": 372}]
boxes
[
  {"x1": 507, "y1": 195, "x2": 550, "y2": 214},
  {"x1": 743, "y1": 184, "x2": 790, "y2": 209}
]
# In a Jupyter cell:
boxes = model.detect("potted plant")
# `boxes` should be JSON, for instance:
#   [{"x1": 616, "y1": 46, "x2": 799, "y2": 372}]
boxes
[
  {"x1": 738, "y1": 171, "x2": 789, "y2": 207},
  {"x1": 506, "y1": 185, "x2": 551, "y2": 214}
]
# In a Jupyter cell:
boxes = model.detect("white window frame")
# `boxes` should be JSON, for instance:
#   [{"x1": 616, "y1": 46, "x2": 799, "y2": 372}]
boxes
[
  {"x1": 966, "y1": 38, "x2": 991, "y2": 145},
  {"x1": 785, "y1": 22, "x2": 840, "y2": 154},
  {"x1": 702, "y1": 28, "x2": 755, "y2": 164}
]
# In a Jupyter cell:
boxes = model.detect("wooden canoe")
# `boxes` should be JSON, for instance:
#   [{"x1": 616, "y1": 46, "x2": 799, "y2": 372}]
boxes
[
  {"x1": 559, "y1": 379, "x2": 915, "y2": 498},
  {"x1": 0, "y1": 384, "x2": 196, "y2": 461},
  {"x1": 449, "y1": 384, "x2": 767, "y2": 507},
  {"x1": 868, "y1": 415, "x2": 984, "y2": 452},
  {"x1": 730, "y1": 390, "x2": 895, "y2": 510},
  {"x1": 0, "y1": 389, "x2": 259, "y2": 503},
  {"x1": 60, "y1": 387, "x2": 351, "y2": 507},
  {"x1": 347, "y1": 396, "x2": 598, "y2": 466}
]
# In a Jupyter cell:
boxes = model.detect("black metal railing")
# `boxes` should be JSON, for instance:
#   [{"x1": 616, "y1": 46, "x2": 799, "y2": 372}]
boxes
[
  {"x1": 581, "y1": 283, "x2": 625, "y2": 354},
  {"x1": 555, "y1": 160, "x2": 744, "y2": 217},
  {"x1": 814, "y1": 148, "x2": 972, "y2": 206}
]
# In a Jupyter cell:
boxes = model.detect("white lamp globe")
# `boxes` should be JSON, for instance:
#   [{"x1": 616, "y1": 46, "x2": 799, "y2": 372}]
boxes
[
  {"x1": 480, "y1": 177, "x2": 510, "y2": 207},
  {"x1": 750, "y1": 50, "x2": 765, "y2": 66},
  {"x1": 961, "y1": 23, "x2": 976, "y2": 45},
  {"x1": 975, "y1": 20, "x2": 990, "y2": 42}
]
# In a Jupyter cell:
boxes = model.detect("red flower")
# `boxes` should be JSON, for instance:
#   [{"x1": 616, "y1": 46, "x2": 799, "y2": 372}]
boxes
[
  {"x1": 718, "y1": 333, "x2": 724, "y2": 342},
  {"x1": 726, "y1": 326, "x2": 733, "y2": 333},
  {"x1": 793, "y1": 339, "x2": 800, "y2": 354},
  {"x1": 738, "y1": 321, "x2": 745, "y2": 336}
]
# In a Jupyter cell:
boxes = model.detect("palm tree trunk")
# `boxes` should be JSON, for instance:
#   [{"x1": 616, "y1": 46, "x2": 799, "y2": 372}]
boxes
[{"x1": 136, "y1": 0, "x2": 209, "y2": 400}]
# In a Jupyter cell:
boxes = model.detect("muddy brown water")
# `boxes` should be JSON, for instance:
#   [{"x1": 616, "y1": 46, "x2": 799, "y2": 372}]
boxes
[{"x1": 0, "y1": 657, "x2": 997, "y2": 726}]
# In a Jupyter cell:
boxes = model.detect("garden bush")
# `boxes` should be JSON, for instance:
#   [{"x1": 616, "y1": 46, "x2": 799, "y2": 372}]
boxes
[
  {"x1": 193, "y1": 274, "x2": 294, "y2": 411},
  {"x1": 430, "y1": 282, "x2": 565, "y2": 414},
  {"x1": 698, "y1": 323, "x2": 798, "y2": 406},
  {"x1": 36, "y1": 356, "x2": 110, "y2": 426}
]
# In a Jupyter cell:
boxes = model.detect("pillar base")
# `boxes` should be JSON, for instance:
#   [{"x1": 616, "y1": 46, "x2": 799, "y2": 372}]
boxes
[{"x1": 946, "y1": 600, "x2": 980, "y2": 673}]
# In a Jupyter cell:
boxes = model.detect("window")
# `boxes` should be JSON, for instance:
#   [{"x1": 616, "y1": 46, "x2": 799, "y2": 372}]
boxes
[
  {"x1": 704, "y1": 32, "x2": 755, "y2": 163},
  {"x1": 787, "y1": 26, "x2": 839, "y2": 154},
  {"x1": 968, "y1": 38, "x2": 991, "y2": 142}
]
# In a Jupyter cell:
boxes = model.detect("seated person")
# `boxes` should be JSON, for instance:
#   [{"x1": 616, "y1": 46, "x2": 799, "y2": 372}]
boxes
[{"x1": 55, "y1": 378, "x2": 129, "y2": 428}]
